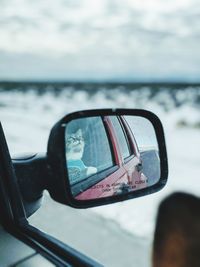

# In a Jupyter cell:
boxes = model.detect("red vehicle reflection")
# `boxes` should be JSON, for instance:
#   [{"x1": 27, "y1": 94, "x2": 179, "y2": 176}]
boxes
[{"x1": 71, "y1": 116, "x2": 148, "y2": 200}]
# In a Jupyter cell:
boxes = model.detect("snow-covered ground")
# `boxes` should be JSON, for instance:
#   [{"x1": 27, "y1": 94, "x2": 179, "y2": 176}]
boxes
[{"x1": 0, "y1": 86, "x2": 200, "y2": 240}]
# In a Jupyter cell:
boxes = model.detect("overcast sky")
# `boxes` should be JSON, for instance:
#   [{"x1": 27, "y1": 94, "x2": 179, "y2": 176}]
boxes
[{"x1": 0, "y1": 0, "x2": 200, "y2": 82}]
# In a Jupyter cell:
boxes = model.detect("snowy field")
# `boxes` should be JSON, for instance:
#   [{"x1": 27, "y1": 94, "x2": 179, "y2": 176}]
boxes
[{"x1": 0, "y1": 85, "x2": 200, "y2": 265}]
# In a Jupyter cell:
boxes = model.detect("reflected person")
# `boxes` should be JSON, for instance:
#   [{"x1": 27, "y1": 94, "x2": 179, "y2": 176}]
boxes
[{"x1": 153, "y1": 192, "x2": 200, "y2": 267}]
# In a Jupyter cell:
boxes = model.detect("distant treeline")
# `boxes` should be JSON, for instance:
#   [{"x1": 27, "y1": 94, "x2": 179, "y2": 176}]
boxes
[
  {"x1": 0, "y1": 81, "x2": 200, "y2": 91},
  {"x1": 0, "y1": 81, "x2": 200, "y2": 107}
]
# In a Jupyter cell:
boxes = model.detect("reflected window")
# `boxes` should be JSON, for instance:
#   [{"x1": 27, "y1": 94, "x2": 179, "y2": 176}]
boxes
[{"x1": 65, "y1": 117, "x2": 114, "y2": 185}]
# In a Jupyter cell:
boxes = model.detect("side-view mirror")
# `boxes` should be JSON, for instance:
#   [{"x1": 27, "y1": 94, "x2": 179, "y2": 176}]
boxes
[{"x1": 47, "y1": 109, "x2": 168, "y2": 208}]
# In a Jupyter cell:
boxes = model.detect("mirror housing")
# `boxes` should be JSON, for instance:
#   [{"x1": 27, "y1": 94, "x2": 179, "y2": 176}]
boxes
[{"x1": 47, "y1": 109, "x2": 168, "y2": 208}]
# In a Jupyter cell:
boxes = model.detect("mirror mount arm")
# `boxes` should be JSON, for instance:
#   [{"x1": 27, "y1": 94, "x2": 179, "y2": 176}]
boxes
[{"x1": 12, "y1": 153, "x2": 53, "y2": 217}]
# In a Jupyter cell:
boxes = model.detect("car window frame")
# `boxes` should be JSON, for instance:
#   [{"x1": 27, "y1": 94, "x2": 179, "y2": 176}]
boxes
[
  {"x1": 109, "y1": 115, "x2": 133, "y2": 162},
  {"x1": 119, "y1": 116, "x2": 141, "y2": 158}
]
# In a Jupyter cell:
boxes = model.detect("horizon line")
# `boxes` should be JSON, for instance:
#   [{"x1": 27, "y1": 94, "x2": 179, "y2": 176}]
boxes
[{"x1": 0, "y1": 80, "x2": 200, "y2": 86}]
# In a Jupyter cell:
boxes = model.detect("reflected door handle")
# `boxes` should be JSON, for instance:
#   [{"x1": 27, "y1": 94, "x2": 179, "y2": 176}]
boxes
[{"x1": 136, "y1": 163, "x2": 143, "y2": 172}]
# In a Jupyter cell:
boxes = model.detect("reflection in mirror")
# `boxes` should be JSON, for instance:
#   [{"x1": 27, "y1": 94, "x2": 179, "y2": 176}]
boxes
[{"x1": 65, "y1": 115, "x2": 160, "y2": 201}]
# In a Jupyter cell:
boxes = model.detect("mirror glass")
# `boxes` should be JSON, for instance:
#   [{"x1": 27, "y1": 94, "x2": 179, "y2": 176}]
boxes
[{"x1": 65, "y1": 115, "x2": 160, "y2": 200}]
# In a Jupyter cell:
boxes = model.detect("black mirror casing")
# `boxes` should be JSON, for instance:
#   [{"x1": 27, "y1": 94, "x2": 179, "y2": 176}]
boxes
[{"x1": 47, "y1": 109, "x2": 168, "y2": 209}]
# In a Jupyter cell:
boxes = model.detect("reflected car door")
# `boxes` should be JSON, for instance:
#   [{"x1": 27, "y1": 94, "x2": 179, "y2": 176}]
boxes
[
  {"x1": 120, "y1": 116, "x2": 148, "y2": 189},
  {"x1": 108, "y1": 116, "x2": 147, "y2": 191}
]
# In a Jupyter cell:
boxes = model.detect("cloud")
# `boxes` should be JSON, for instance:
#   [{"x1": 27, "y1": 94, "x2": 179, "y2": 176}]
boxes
[{"x1": 0, "y1": 0, "x2": 200, "y2": 81}]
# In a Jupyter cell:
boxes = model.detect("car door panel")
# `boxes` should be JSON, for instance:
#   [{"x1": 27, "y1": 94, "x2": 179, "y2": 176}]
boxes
[{"x1": 76, "y1": 167, "x2": 128, "y2": 199}]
